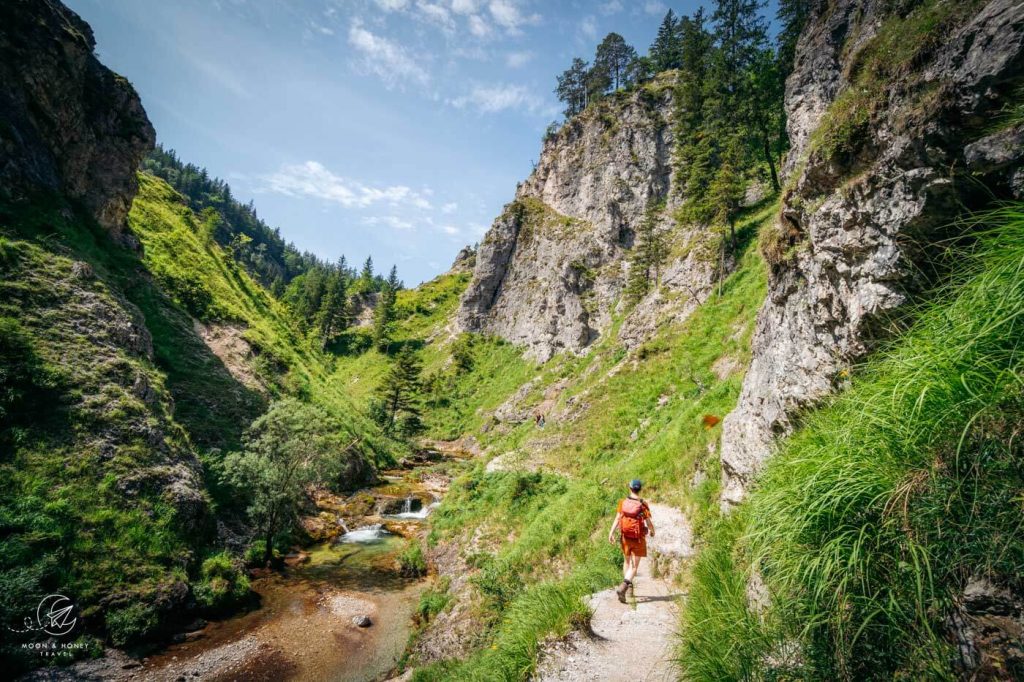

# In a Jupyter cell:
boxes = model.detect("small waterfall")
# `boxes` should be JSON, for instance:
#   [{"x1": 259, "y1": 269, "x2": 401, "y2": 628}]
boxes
[
  {"x1": 402, "y1": 496, "x2": 413, "y2": 514},
  {"x1": 337, "y1": 516, "x2": 350, "y2": 534},
  {"x1": 339, "y1": 524, "x2": 390, "y2": 544}
]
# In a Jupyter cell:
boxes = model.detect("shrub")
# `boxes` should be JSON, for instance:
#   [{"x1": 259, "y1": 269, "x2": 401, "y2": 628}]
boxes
[
  {"x1": 155, "y1": 269, "x2": 215, "y2": 319},
  {"x1": 472, "y1": 556, "x2": 524, "y2": 610},
  {"x1": 105, "y1": 602, "x2": 159, "y2": 647},
  {"x1": 399, "y1": 542, "x2": 427, "y2": 578},
  {"x1": 193, "y1": 552, "x2": 250, "y2": 614},
  {"x1": 415, "y1": 578, "x2": 452, "y2": 627},
  {"x1": 244, "y1": 540, "x2": 280, "y2": 567}
]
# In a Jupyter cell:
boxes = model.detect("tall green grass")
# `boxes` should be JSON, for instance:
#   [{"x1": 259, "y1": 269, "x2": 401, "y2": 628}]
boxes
[
  {"x1": 410, "y1": 200, "x2": 775, "y2": 680},
  {"x1": 679, "y1": 205, "x2": 1024, "y2": 679}
]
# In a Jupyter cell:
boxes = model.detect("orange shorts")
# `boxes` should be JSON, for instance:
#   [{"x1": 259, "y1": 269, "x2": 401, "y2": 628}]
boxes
[{"x1": 621, "y1": 534, "x2": 647, "y2": 558}]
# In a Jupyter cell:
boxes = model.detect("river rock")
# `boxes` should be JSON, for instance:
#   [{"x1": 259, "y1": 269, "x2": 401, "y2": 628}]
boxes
[{"x1": 352, "y1": 615, "x2": 372, "y2": 628}]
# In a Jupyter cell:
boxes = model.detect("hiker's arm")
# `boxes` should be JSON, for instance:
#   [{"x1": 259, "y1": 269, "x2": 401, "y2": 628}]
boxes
[
  {"x1": 646, "y1": 513, "x2": 655, "y2": 538},
  {"x1": 607, "y1": 512, "x2": 622, "y2": 543}
]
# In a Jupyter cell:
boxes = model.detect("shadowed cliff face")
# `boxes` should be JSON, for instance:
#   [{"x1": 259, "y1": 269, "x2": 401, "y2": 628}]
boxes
[
  {"x1": 719, "y1": 0, "x2": 1024, "y2": 507},
  {"x1": 0, "y1": 0, "x2": 155, "y2": 238}
]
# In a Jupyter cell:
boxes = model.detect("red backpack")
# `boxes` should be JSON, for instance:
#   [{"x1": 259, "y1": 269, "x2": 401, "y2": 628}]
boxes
[{"x1": 620, "y1": 498, "x2": 648, "y2": 539}]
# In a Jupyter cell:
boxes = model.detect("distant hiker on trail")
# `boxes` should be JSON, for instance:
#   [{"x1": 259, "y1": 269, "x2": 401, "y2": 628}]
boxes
[
  {"x1": 607, "y1": 479, "x2": 654, "y2": 603},
  {"x1": 534, "y1": 411, "x2": 545, "y2": 428}
]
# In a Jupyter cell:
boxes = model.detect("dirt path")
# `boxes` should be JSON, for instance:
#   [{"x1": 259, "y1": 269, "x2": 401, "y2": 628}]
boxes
[{"x1": 534, "y1": 503, "x2": 690, "y2": 682}]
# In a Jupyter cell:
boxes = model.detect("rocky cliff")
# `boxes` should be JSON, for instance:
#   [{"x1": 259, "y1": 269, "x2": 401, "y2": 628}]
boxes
[
  {"x1": 719, "y1": 0, "x2": 1024, "y2": 506},
  {"x1": 0, "y1": 0, "x2": 155, "y2": 238},
  {"x1": 457, "y1": 75, "x2": 721, "y2": 361}
]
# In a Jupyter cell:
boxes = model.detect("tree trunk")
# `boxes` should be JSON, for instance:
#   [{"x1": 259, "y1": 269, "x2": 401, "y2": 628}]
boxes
[
  {"x1": 718, "y1": 240, "x2": 725, "y2": 298},
  {"x1": 263, "y1": 524, "x2": 274, "y2": 566},
  {"x1": 761, "y1": 128, "x2": 780, "y2": 192}
]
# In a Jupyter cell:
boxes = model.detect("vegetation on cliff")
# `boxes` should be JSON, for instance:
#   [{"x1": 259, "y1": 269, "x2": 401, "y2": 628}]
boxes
[{"x1": 680, "y1": 205, "x2": 1024, "y2": 679}]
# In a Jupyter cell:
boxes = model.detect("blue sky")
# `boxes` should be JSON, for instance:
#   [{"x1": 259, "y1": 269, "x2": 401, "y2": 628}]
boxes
[{"x1": 66, "y1": 0, "x2": 774, "y2": 285}]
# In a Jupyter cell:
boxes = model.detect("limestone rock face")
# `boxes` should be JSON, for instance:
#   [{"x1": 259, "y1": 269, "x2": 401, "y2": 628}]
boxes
[
  {"x1": 0, "y1": 0, "x2": 155, "y2": 236},
  {"x1": 719, "y1": 0, "x2": 1024, "y2": 507},
  {"x1": 457, "y1": 78, "x2": 720, "y2": 362}
]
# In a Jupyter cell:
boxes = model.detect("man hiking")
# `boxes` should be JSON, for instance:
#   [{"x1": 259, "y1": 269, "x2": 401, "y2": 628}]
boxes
[{"x1": 607, "y1": 479, "x2": 655, "y2": 603}]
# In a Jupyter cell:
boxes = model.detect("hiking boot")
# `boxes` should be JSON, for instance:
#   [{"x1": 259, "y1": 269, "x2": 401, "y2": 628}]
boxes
[{"x1": 615, "y1": 580, "x2": 630, "y2": 603}]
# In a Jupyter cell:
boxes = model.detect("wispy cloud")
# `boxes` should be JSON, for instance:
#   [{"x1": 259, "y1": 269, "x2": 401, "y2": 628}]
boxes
[
  {"x1": 364, "y1": 215, "x2": 416, "y2": 230},
  {"x1": 415, "y1": 1, "x2": 455, "y2": 32},
  {"x1": 643, "y1": 1, "x2": 667, "y2": 15},
  {"x1": 449, "y1": 83, "x2": 551, "y2": 116},
  {"x1": 467, "y1": 14, "x2": 491, "y2": 37},
  {"x1": 505, "y1": 50, "x2": 534, "y2": 68},
  {"x1": 488, "y1": 0, "x2": 540, "y2": 34},
  {"x1": 580, "y1": 16, "x2": 597, "y2": 41},
  {"x1": 262, "y1": 161, "x2": 432, "y2": 210},
  {"x1": 374, "y1": 0, "x2": 409, "y2": 11},
  {"x1": 441, "y1": 202, "x2": 459, "y2": 214},
  {"x1": 451, "y1": 0, "x2": 478, "y2": 14},
  {"x1": 348, "y1": 20, "x2": 429, "y2": 88},
  {"x1": 599, "y1": 0, "x2": 623, "y2": 15}
]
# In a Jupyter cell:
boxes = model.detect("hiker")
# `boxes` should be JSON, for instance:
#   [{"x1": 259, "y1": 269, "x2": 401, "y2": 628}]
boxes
[
  {"x1": 534, "y1": 411, "x2": 545, "y2": 428},
  {"x1": 607, "y1": 479, "x2": 654, "y2": 603}
]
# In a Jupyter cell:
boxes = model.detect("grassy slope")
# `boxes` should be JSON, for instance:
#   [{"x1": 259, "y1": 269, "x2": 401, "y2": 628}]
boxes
[
  {"x1": 354, "y1": 200, "x2": 772, "y2": 680},
  {"x1": 0, "y1": 175, "x2": 391, "y2": 669},
  {"x1": 1, "y1": 192, "x2": 210, "y2": 668},
  {"x1": 128, "y1": 173, "x2": 389, "y2": 460},
  {"x1": 679, "y1": 206, "x2": 1024, "y2": 680}
]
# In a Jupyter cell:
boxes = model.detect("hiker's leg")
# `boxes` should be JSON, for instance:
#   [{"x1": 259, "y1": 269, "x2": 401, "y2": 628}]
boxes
[
  {"x1": 622, "y1": 554, "x2": 630, "y2": 580},
  {"x1": 624, "y1": 554, "x2": 640, "y2": 582}
]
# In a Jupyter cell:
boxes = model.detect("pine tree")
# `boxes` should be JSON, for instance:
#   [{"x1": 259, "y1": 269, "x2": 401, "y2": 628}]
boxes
[
  {"x1": 625, "y1": 207, "x2": 668, "y2": 304},
  {"x1": 675, "y1": 8, "x2": 717, "y2": 222},
  {"x1": 357, "y1": 256, "x2": 375, "y2": 293},
  {"x1": 709, "y1": 0, "x2": 769, "y2": 131},
  {"x1": 594, "y1": 33, "x2": 638, "y2": 91},
  {"x1": 745, "y1": 47, "x2": 783, "y2": 190},
  {"x1": 708, "y1": 134, "x2": 746, "y2": 253},
  {"x1": 373, "y1": 346, "x2": 423, "y2": 434},
  {"x1": 776, "y1": 0, "x2": 813, "y2": 73},
  {"x1": 385, "y1": 264, "x2": 402, "y2": 292},
  {"x1": 650, "y1": 10, "x2": 682, "y2": 72},
  {"x1": 314, "y1": 269, "x2": 348, "y2": 347},
  {"x1": 372, "y1": 267, "x2": 399, "y2": 351},
  {"x1": 555, "y1": 57, "x2": 591, "y2": 117}
]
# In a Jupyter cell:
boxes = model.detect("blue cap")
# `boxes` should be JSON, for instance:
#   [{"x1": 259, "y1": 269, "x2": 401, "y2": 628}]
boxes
[{"x1": 629, "y1": 479, "x2": 643, "y2": 491}]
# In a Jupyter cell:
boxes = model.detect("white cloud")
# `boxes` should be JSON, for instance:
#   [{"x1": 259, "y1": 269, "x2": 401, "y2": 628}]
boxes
[
  {"x1": 450, "y1": 83, "x2": 551, "y2": 116},
  {"x1": 505, "y1": 50, "x2": 534, "y2": 68},
  {"x1": 450, "y1": 0, "x2": 478, "y2": 14},
  {"x1": 364, "y1": 215, "x2": 416, "y2": 230},
  {"x1": 467, "y1": 14, "x2": 491, "y2": 37},
  {"x1": 599, "y1": 0, "x2": 623, "y2": 15},
  {"x1": 416, "y1": 1, "x2": 455, "y2": 31},
  {"x1": 348, "y1": 21, "x2": 429, "y2": 88},
  {"x1": 262, "y1": 161, "x2": 433, "y2": 210},
  {"x1": 375, "y1": 0, "x2": 410, "y2": 10},
  {"x1": 643, "y1": 1, "x2": 667, "y2": 15},
  {"x1": 441, "y1": 202, "x2": 459, "y2": 213},
  {"x1": 488, "y1": 0, "x2": 540, "y2": 33},
  {"x1": 440, "y1": 224, "x2": 460, "y2": 235},
  {"x1": 580, "y1": 16, "x2": 597, "y2": 40}
]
